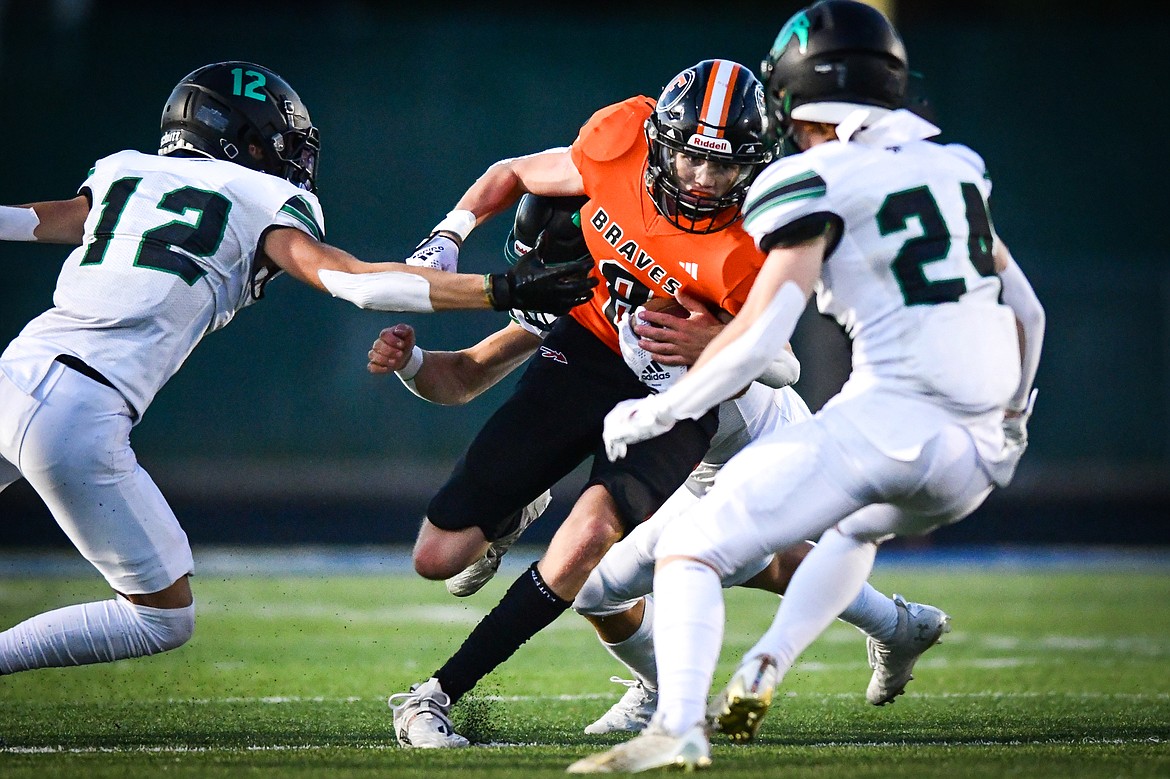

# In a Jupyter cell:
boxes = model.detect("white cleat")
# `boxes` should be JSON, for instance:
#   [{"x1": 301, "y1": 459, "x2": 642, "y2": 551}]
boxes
[
  {"x1": 388, "y1": 677, "x2": 470, "y2": 748},
  {"x1": 567, "y1": 720, "x2": 711, "y2": 774},
  {"x1": 866, "y1": 594, "x2": 951, "y2": 706},
  {"x1": 584, "y1": 677, "x2": 658, "y2": 735},
  {"x1": 707, "y1": 654, "x2": 779, "y2": 743},
  {"x1": 445, "y1": 490, "x2": 553, "y2": 597}
]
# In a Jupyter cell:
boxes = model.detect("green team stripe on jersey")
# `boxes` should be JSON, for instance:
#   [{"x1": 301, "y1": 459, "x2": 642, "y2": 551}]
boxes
[
  {"x1": 743, "y1": 170, "x2": 827, "y2": 227},
  {"x1": 280, "y1": 196, "x2": 323, "y2": 241}
]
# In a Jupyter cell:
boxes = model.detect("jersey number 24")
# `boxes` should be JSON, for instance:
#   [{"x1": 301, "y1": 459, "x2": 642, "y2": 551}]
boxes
[{"x1": 879, "y1": 182, "x2": 995, "y2": 306}]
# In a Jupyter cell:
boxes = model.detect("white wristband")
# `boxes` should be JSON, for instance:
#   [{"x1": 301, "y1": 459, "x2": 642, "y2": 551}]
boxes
[
  {"x1": 432, "y1": 209, "x2": 477, "y2": 242},
  {"x1": 395, "y1": 345, "x2": 425, "y2": 381},
  {"x1": 395, "y1": 346, "x2": 429, "y2": 400},
  {"x1": 0, "y1": 205, "x2": 40, "y2": 241}
]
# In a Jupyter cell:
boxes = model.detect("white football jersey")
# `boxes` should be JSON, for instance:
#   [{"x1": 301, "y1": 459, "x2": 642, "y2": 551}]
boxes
[
  {"x1": 0, "y1": 151, "x2": 324, "y2": 417},
  {"x1": 742, "y1": 111, "x2": 1020, "y2": 459}
]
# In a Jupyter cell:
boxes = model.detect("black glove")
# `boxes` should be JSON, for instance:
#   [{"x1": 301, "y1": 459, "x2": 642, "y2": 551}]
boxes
[
  {"x1": 510, "y1": 193, "x2": 590, "y2": 264},
  {"x1": 487, "y1": 240, "x2": 597, "y2": 315}
]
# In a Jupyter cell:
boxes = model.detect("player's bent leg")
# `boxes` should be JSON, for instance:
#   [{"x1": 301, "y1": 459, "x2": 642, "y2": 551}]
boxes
[
  {"x1": 835, "y1": 506, "x2": 965, "y2": 705},
  {"x1": 410, "y1": 487, "x2": 629, "y2": 716},
  {"x1": 734, "y1": 528, "x2": 945, "y2": 701},
  {"x1": 572, "y1": 498, "x2": 667, "y2": 621},
  {"x1": 736, "y1": 542, "x2": 811, "y2": 592},
  {"x1": 412, "y1": 520, "x2": 492, "y2": 581},
  {"x1": 537, "y1": 484, "x2": 625, "y2": 597},
  {"x1": 0, "y1": 577, "x2": 196, "y2": 674},
  {"x1": 580, "y1": 599, "x2": 659, "y2": 734},
  {"x1": 445, "y1": 489, "x2": 553, "y2": 597}
]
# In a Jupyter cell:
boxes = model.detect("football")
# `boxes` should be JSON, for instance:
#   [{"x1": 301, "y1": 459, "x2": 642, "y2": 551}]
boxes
[{"x1": 641, "y1": 296, "x2": 688, "y2": 318}]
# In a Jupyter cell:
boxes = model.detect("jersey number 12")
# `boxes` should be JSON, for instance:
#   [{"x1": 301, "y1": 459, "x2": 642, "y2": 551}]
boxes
[{"x1": 80, "y1": 177, "x2": 231, "y2": 286}]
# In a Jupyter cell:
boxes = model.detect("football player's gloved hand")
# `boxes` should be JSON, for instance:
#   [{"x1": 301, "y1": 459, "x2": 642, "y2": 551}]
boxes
[
  {"x1": 406, "y1": 233, "x2": 460, "y2": 273},
  {"x1": 618, "y1": 309, "x2": 687, "y2": 394},
  {"x1": 991, "y1": 388, "x2": 1037, "y2": 488},
  {"x1": 486, "y1": 242, "x2": 597, "y2": 315},
  {"x1": 502, "y1": 194, "x2": 592, "y2": 334},
  {"x1": 603, "y1": 395, "x2": 678, "y2": 461}
]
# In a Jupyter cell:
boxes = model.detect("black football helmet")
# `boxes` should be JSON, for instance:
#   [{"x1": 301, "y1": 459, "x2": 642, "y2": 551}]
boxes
[
  {"x1": 159, "y1": 61, "x2": 320, "y2": 192},
  {"x1": 760, "y1": 0, "x2": 908, "y2": 144},
  {"x1": 644, "y1": 59, "x2": 772, "y2": 234}
]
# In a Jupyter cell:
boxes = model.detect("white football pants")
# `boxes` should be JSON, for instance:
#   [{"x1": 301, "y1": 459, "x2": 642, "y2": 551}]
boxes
[
  {"x1": 655, "y1": 407, "x2": 995, "y2": 575},
  {"x1": 0, "y1": 361, "x2": 193, "y2": 594}
]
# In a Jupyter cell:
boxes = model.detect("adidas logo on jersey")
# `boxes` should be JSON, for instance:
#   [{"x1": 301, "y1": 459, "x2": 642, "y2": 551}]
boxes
[{"x1": 639, "y1": 359, "x2": 684, "y2": 392}]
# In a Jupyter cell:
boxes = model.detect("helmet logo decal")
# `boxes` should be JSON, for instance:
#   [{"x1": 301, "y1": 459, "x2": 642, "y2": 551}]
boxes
[
  {"x1": 230, "y1": 67, "x2": 268, "y2": 101},
  {"x1": 770, "y1": 11, "x2": 811, "y2": 59},
  {"x1": 159, "y1": 129, "x2": 183, "y2": 151},
  {"x1": 657, "y1": 68, "x2": 696, "y2": 113}
]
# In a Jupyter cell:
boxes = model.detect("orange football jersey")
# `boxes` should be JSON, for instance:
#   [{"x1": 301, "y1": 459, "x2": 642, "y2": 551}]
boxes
[{"x1": 568, "y1": 96, "x2": 765, "y2": 354}]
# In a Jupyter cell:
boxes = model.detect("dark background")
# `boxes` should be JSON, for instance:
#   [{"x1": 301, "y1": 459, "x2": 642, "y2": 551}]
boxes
[{"x1": 2, "y1": 0, "x2": 1167, "y2": 548}]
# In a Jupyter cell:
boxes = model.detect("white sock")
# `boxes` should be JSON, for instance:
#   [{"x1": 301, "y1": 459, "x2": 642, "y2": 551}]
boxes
[
  {"x1": 837, "y1": 581, "x2": 900, "y2": 642},
  {"x1": 653, "y1": 560, "x2": 723, "y2": 734},
  {"x1": 746, "y1": 528, "x2": 877, "y2": 673},
  {"x1": 599, "y1": 595, "x2": 657, "y2": 689},
  {"x1": 0, "y1": 596, "x2": 195, "y2": 674}
]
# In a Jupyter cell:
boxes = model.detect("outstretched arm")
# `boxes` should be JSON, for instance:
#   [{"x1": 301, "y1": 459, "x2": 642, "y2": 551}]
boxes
[
  {"x1": 264, "y1": 148, "x2": 594, "y2": 314},
  {"x1": 262, "y1": 227, "x2": 595, "y2": 315},
  {"x1": 406, "y1": 147, "x2": 586, "y2": 273},
  {"x1": 0, "y1": 196, "x2": 89, "y2": 244},
  {"x1": 368, "y1": 321, "x2": 541, "y2": 406}
]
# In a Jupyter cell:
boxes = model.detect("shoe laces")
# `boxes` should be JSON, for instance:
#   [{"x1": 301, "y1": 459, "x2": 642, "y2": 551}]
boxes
[
  {"x1": 389, "y1": 685, "x2": 453, "y2": 716},
  {"x1": 611, "y1": 676, "x2": 644, "y2": 691}
]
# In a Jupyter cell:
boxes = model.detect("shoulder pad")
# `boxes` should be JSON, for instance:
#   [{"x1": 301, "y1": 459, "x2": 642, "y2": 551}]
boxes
[
  {"x1": 573, "y1": 97, "x2": 654, "y2": 163},
  {"x1": 943, "y1": 143, "x2": 988, "y2": 179}
]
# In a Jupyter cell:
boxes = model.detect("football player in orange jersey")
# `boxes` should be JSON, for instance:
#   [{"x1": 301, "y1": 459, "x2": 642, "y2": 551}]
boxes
[
  {"x1": 384, "y1": 59, "x2": 781, "y2": 748},
  {"x1": 376, "y1": 193, "x2": 952, "y2": 741}
]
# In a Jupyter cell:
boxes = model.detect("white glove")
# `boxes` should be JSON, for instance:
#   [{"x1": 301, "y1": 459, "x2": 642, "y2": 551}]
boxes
[
  {"x1": 991, "y1": 388, "x2": 1037, "y2": 488},
  {"x1": 617, "y1": 309, "x2": 687, "y2": 393},
  {"x1": 406, "y1": 234, "x2": 460, "y2": 273},
  {"x1": 603, "y1": 395, "x2": 678, "y2": 461}
]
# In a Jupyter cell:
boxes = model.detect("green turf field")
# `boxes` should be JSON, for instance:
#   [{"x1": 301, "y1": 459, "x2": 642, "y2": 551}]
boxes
[{"x1": 1, "y1": 550, "x2": 1168, "y2": 777}]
